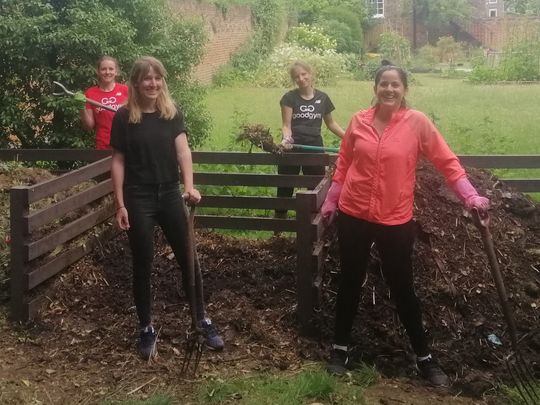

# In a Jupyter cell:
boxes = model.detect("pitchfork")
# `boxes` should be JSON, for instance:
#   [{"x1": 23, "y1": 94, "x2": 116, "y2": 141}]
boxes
[
  {"x1": 180, "y1": 197, "x2": 205, "y2": 376},
  {"x1": 52, "y1": 81, "x2": 118, "y2": 112},
  {"x1": 471, "y1": 209, "x2": 539, "y2": 404}
]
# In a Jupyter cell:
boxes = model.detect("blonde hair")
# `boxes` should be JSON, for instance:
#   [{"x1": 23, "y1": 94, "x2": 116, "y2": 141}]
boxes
[
  {"x1": 96, "y1": 55, "x2": 119, "y2": 71},
  {"x1": 127, "y1": 56, "x2": 177, "y2": 124}
]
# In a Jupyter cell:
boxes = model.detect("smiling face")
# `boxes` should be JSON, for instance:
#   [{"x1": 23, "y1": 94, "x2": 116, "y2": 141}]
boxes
[
  {"x1": 96, "y1": 59, "x2": 118, "y2": 87},
  {"x1": 291, "y1": 66, "x2": 313, "y2": 90},
  {"x1": 137, "y1": 66, "x2": 163, "y2": 104},
  {"x1": 374, "y1": 69, "x2": 407, "y2": 111}
]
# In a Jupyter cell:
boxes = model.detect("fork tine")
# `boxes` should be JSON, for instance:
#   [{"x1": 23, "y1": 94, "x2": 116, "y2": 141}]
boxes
[{"x1": 506, "y1": 353, "x2": 540, "y2": 405}]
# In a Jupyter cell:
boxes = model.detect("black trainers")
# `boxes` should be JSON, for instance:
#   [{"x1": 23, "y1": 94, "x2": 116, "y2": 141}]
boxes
[
  {"x1": 326, "y1": 347, "x2": 350, "y2": 375},
  {"x1": 137, "y1": 325, "x2": 157, "y2": 360},
  {"x1": 198, "y1": 318, "x2": 224, "y2": 351},
  {"x1": 416, "y1": 355, "x2": 450, "y2": 387}
]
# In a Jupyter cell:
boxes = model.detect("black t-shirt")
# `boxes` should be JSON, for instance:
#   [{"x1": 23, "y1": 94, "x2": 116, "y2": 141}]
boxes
[
  {"x1": 110, "y1": 106, "x2": 187, "y2": 185},
  {"x1": 280, "y1": 89, "x2": 335, "y2": 146}
]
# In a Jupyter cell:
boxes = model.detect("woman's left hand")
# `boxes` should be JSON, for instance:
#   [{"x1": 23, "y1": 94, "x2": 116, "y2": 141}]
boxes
[{"x1": 183, "y1": 188, "x2": 201, "y2": 205}]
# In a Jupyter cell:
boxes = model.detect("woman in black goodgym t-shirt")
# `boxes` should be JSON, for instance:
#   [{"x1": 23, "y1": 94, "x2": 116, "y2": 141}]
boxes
[{"x1": 275, "y1": 61, "x2": 345, "y2": 218}]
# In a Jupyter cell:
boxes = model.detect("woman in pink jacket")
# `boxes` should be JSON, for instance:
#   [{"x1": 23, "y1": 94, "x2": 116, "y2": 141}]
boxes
[{"x1": 321, "y1": 62, "x2": 489, "y2": 386}]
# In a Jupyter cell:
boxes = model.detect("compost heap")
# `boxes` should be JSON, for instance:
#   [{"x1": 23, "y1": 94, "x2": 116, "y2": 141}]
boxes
[{"x1": 19, "y1": 161, "x2": 540, "y2": 398}]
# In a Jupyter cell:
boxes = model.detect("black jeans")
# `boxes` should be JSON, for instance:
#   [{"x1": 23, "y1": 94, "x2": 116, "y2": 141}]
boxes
[
  {"x1": 124, "y1": 182, "x2": 205, "y2": 328},
  {"x1": 334, "y1": 211, "x2": 429, "y2": 357}
]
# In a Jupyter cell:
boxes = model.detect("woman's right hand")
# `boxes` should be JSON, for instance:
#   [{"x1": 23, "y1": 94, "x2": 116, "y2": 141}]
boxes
[
  {"x1": 116, "y1": 207, "x2": 130, "y2": 230},
  {"x1": 321, "y1": 182, "x2": 343, "y2": 225},
  {"x1": 281, "y1": 135, "x2": 293, "y2": 146}
]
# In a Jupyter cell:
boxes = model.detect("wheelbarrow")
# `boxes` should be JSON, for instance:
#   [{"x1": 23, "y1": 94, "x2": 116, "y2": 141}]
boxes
[
  {"x1": 471, "y1": 209, "x2": 539, "y2": 404},
  {"x1": 52, "y1": 81, "x2": 118, "y2": 112}
]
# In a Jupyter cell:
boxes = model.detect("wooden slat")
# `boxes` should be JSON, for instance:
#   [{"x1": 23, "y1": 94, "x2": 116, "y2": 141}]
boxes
[
  {"x1": 27, "y1": 204, "x2": 114, "y2": 261},
  {"x1": 198, "y1": 196, "x2": 296, "y2": 210},
  {"x1": 28, "y1": 180, "x2": 113, "y2": 232},
  {"x1": 313, "y1": 177, "x2": 333, "y2": 210},
  {"x1": 25, "y1": 157, "x2": 112, "y2": 203},
  {"x1": 192, "y1": 151, "x2": 333, "y2": 166},
  {"x1": 296, "y1": 191, "x2": 318, "y2": 333},
  {"x1": 194, "y1": 172, "x2": 323, "y2": 188},
  {"x1": 26, "y1": 225, "x2": 120, "y2": 290},
  {"x1": 10, "y1": 188, "x2": 30, "y2": 321},
  {"x1": 502, "y1": 179, "x2": 540, "y2": 192},
  {"x1": 194, "y1": 215, "x2": 297, "y2": 232},
  {"x1": 458, "y1": 155, "x2": 540, "y2": 168},
  {"x1": 0, "y1": 149, "x2": 111, "y2": 162}
]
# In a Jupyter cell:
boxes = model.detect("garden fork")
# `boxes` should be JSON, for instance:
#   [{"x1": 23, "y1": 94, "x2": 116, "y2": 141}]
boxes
[
  {"x1": 472, "y1": 209, "x2": 539, "y2": 405},
  {"x1": 180, "y1": 198, "x2": 205, "y2": 376},
  {"x1": 52, "y1": 81, "x2": 117, "y2": 112}
]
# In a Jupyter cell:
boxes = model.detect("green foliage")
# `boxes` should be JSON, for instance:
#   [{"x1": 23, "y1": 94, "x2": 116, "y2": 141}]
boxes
[
  {"x1": 505, "y1": 0, "x2": 540, "y2": 15},
  {"x1": 292, "y1": 0, "x2": 367, "y2": 24},
  {"x1": 254, "y1": 44, "x2": 349, "y2": 87},
  {"x1": 198, "y1": 365, "x2": 377, "y2": 404},
  {"x1": 469, "y1": 39, "x2": 540, "y2": 83},
  {"x1": 401, "y1": 0, "x2": 474, "y2": 40},
  {"x1": 286, "y1": 24, "x2": 337, "y2": 52},
  {"x1": 317, "y1": 5, "x2": 365, "y2": 54},
  {"x1": 214, "y1": 0, "x2": 286, "y2": 85},
  {"x1": 378, "y1": 32, "x2": 411, "y2": 66},
  {"x1": 434, "y1": 36, "x2": 464, "y2": 63},
  {"x1": 0, "y1": 0, "x2": 209, "y2": 149}
]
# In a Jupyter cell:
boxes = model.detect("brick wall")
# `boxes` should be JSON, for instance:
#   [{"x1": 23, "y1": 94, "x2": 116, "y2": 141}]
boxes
[
  {"x1": 364, "y1": 0, "x2": 539, "y2": 51},
  {"x1": 168, "y1": 0, "x2": 253, "y2": 83},
  {"x1": 462, "y1": 16, "x2": 540, "y2": 49}
]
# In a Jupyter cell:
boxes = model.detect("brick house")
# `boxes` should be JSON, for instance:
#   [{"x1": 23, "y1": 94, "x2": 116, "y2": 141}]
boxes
[{"x1": 364, "y1": 0, "x2": 539, "y2": 51}]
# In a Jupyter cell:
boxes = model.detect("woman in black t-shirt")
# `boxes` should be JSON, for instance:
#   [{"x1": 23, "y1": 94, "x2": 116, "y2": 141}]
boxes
[
  {"x1": 276, "y1": 61, "x2": 345, "y2": 218},
  {"x1": 110, "y1": 56, "x2": 223, "y2": 360}
]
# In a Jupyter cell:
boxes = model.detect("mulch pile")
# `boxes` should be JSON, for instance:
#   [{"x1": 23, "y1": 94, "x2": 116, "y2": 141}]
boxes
[{"x1": 2, "y1": 161, "x2": 539, "y2": 401}]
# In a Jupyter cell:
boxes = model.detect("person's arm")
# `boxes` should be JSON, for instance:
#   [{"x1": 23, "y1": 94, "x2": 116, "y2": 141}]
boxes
[
  {"x1": 281, "y1": 105, "x2": 293, "y2": 144},
  {"x1": 175, "y1": 133, "x2": 201, "y2": 204},
  {"x1": 80, "y1": 108, "x2": 95, "y2": 130},
  {"x1": 111, "y1": 149, "x2": 129, "y2": 230},
  {"x1": 323, "y1": 113, "x2": 345, "y2": 139}
]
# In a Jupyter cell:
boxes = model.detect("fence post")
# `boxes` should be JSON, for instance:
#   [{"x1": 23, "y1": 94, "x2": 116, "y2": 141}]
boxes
[
  {"x1": 296, "y1": 191, "x2": 317, "y2": 335},
  {"x1": 10, "y1": 187, "x2": 30, "y2": 321}
]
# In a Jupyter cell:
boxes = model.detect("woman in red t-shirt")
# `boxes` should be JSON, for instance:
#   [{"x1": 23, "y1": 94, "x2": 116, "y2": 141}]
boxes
[{"x1": 81, "y1": 56, "x2": 128, "y2": 149}]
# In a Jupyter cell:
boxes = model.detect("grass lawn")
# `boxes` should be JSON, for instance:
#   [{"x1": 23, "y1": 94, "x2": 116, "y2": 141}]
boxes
[{"x1": 203, "y1": 74, "x2": 540, "y2": 157}]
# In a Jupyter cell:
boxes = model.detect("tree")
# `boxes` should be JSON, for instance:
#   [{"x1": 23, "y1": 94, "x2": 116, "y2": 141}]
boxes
[
  {"x1": 400, "y1": 0, "x2": 474, "y2": 47},
  {"x1": 0, "y1": 0, "x2": 210, "y2": 149},
  {"x1": 505, "y1": 0, "x2": 540, "y2": 15}
]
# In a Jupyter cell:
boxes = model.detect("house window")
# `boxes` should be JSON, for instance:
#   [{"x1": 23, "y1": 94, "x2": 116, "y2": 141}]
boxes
[
  {"x1": 489, "y1": 8, "x2": 497, "y2": 17},
  {"x1": 370, "y1": 0, "x2": 384, "y2": 18}
]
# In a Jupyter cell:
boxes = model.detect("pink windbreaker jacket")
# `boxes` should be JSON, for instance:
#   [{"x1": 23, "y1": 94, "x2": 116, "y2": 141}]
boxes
[{"x1": 334, "y1": 107, "x2": 466, "y2": 225}]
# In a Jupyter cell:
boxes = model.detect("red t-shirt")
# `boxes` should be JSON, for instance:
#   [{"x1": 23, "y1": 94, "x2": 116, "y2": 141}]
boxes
[{"x1": 84, "y1": 83, "x2": 128, "y2": 149}]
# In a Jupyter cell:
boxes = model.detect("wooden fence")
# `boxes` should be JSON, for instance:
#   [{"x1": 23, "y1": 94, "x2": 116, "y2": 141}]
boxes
[{"x1": 2, "y1": 149, "x2": 539, "y2": 330}]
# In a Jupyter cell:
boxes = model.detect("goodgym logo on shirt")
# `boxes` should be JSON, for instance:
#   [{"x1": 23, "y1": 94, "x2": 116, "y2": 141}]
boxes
[
  {"x1": 293, "y1": 104, "x2": 322, "y2": 120},
  {"x1": 97, "y1": 95, "x2": 123, "y2": 112}
]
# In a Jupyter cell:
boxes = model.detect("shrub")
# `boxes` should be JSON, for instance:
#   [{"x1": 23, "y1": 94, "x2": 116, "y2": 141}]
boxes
[
  {"x1": 286, "y1": 23, "x2": 337, "y2": 52},
  {"x1": 253, "y1": 44, "x2": 348, "y2": 87},
  {"x1": 317, "y1": 5, "x2": 364, "y2": 54},
  {"x1": 378, "y1": 31, "x2": 411, "y2": 66}
]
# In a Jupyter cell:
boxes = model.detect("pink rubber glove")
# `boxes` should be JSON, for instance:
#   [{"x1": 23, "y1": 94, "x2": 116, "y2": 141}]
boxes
[
  {"x1": 451, "y1": 177, "x2": 490, "y2": 211},
  {"x1": 321, "y1": 182, "x2": 343, "y2": 224}
]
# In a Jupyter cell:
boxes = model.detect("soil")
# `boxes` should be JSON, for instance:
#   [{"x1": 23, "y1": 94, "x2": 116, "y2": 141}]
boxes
[{"x1": 0, "y1": 161, "x2": 539, "y2": 404}]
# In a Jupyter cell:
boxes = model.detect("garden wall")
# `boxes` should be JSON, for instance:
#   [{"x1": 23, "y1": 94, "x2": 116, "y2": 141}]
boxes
[{"x1": 168, "y1": 0, "x2": 253, "y2": 83}]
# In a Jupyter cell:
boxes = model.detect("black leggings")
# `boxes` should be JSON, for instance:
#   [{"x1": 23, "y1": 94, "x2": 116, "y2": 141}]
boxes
[
  {"x1": 275, "y1": 152, "x2": 325, "y2": 217},
  {"x1": 334, "y1": 211, "x2": 429, "y2": 357},
  {"x1": 124, "y1": 182, "x2": 205, "y2": 328}
]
